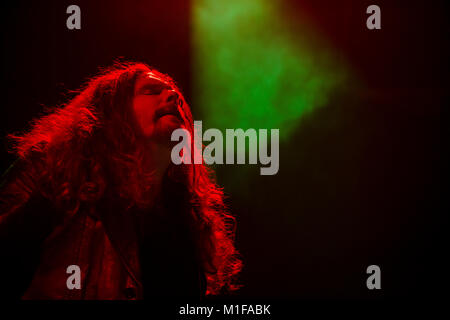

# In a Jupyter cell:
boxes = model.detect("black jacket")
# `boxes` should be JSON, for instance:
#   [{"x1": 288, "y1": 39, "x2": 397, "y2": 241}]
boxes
[{"x1": 0, "y1": 158, "x2": 206, "y2": 299}]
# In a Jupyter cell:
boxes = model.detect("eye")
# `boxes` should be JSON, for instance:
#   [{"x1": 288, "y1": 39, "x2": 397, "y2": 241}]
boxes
[
  {"x1": 141, "y1": 87, "x2": 163, "y2": 95},
  {"x1": 138, "y1": 83, "x2": 167, "y2": 96}
]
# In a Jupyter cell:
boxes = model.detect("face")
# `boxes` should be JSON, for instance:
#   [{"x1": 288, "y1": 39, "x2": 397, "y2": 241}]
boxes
[{"x1": 132, "y1": 71, "x2": 184, "y2": 143}]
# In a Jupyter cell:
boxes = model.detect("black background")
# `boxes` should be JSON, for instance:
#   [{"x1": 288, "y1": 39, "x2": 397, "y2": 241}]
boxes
[{"x1": 0, "y1": 0, "x2": 446, "y2": 299}]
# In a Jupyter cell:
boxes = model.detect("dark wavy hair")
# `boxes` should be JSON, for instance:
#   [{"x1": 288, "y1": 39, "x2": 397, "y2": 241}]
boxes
[{"x1": 8, "y1": 61, "x2": 242, "y2": 295}]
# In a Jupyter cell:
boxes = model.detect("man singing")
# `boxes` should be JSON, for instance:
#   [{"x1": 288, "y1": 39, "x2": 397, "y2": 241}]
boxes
[{"x1": 0, "y1": 62, "x2": 242, "y2": 299}]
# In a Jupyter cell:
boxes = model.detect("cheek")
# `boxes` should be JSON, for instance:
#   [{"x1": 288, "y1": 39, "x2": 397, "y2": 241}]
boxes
[{"x1": 132, "y1": 96, "x2": 158, "y2": 134}]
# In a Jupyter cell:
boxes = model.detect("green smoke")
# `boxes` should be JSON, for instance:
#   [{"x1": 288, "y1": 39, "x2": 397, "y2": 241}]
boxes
[{"x1": 192, "y1": 0, "x2": 347, "y2": 140}]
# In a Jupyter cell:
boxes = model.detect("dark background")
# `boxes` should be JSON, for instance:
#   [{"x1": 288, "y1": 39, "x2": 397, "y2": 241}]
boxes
[{"x1": 0, "y1": 0, "x2": 446, "y2": 299}]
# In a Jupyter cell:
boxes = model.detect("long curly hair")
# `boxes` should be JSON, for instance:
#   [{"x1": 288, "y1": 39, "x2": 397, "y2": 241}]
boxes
[{"x1": 8, "y1": 61, "x2": 242, "y2": 295}]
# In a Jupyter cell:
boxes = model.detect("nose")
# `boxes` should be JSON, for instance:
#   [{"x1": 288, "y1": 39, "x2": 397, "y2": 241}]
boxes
[{"x1": 165, "y1": 89, "x2": 179, "y2": 104}]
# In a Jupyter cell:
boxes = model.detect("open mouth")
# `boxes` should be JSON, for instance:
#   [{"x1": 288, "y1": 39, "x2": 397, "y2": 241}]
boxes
[{"x1": 154, "y1": 104, "x2": 181, "y2": 121}]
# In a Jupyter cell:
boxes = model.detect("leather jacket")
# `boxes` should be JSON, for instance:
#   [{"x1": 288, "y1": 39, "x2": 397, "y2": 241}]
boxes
[{"x1": 0, "y1": 157, "x2": 206, "y2": 300}]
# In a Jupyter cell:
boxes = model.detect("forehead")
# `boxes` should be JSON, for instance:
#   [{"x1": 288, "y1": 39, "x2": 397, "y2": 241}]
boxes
[{"x1": 135, "y1": 72, "x2": 172, "y2": 88}]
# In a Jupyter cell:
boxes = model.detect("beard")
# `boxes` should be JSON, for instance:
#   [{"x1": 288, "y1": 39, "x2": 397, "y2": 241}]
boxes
[{"x1": 152, "y1": 115, "x2": 184, "y2": 145}]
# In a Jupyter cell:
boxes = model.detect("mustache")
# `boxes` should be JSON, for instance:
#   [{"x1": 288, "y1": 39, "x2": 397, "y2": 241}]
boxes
[{"x1": 154, "y1": 102, "x2": 182, "y2": 121}]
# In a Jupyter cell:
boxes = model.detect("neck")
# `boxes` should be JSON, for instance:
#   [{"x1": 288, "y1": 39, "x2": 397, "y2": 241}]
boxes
[{"x1": 139, "y1": 141, "x2": 172, "y2": 201}]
